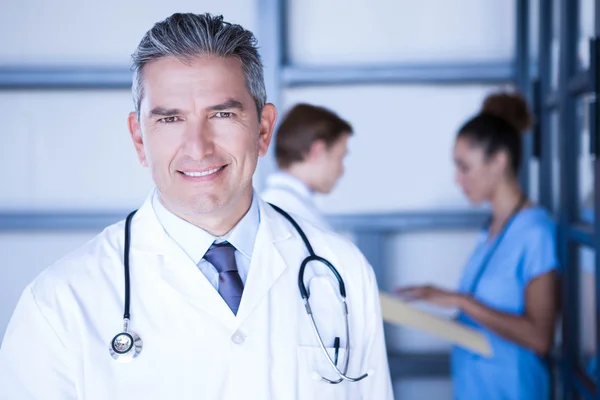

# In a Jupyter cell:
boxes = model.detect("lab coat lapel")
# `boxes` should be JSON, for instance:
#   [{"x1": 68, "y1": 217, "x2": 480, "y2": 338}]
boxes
[
  {"x1": 153, "y1": 249, "x2": 236, "y2": 326},
  {"x1": 235, "y1": 200, "x2": 293, "y2": 323},
  {"x1": 130, "y1": 193, "x2": 237, "y2": 327}
]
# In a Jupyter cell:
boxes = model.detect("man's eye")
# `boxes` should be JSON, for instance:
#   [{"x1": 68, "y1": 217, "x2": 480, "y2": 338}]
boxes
[
  {"x1": 159, "y1": 116, "x2": 180, "y2": 123},
  {"x1": 214, "y1": 112, "x2": 233, "y2": 119}
]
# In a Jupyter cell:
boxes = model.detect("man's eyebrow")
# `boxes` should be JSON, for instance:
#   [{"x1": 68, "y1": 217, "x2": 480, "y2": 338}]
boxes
[
  {"x1": 148, "y1": 107, "x2": 184, "y2": 117},
  {"x1": 206, "y1": 99, "x2": 244, "y2": 112}
]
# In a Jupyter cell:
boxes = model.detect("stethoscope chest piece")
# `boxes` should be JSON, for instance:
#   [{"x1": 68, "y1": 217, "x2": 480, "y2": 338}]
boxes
[{"x1": 109, "y1": 319, "x2": 143, "y2": 363}]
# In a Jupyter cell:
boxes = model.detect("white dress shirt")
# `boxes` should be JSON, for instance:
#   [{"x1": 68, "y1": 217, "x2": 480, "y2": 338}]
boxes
[{"x1": 152, "y1": 190, "x2": 260, "y2": 290}]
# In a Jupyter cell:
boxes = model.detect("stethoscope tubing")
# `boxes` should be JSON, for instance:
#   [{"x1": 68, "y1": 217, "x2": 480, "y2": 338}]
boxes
[{"x1": 114, "y1": 203, "x2": 369, "y2": 383}]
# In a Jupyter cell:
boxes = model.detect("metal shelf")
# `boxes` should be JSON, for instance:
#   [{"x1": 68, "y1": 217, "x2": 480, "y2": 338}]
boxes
[
  {"x1": 567, "y1": 224, "x2": 595, "y2": 248},
  {"x1": 0, "y1": 210, "x2": 126, "y2": 231},
  {"x1": 281, "y1": 62, "x2": 515, "y2": 87},
  {"x1": 0, "y1": 62, "x2": 515, "y2": 90},
  {"x1": 0, "y1": 209, "x2": 488, "y2": 232},
  {"x1": 567, "y1": 69, "x2": 592, "y2": 96},
  {"x1": 387, "y1": 351, "x2": 450, "y2": 379},
  {"x1": 0, "y1": 66, "x2": 132, "y2": 89},
  {"x1": 328, "y1": 210, "x2": 488, "y2": 232},
  {"x1": 545, "y1": 90, "x2": 559, "y2": 109},
  {"x1": 544, "y1": 69, "x2": 593, "y2": 109}
]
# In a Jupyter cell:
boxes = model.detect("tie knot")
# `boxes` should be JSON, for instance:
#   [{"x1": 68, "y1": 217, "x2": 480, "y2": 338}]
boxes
[{"x1": 203, "y1": 242, "x2": 238, "y2": 273}]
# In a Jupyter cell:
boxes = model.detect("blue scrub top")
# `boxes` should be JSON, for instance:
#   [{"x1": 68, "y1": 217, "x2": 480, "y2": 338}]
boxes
[{"x1": 452, "y1": 206, "x2": 558, "y2": 400}]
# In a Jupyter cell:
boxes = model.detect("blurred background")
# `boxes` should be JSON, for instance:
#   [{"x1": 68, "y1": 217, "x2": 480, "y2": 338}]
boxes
[{"x1": 0, "y1": 0, "x2": 598, "y2": 398}]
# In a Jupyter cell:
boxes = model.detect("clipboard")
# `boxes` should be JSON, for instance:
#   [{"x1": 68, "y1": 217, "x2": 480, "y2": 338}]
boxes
[{"x1": 379, "y1": 292, "x2": 493, "y2": 357}]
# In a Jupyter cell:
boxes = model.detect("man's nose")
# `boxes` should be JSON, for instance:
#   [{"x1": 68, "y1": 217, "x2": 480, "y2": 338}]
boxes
[{"x1": 183, "y1": 120, "x2": 214, "y2": 159}]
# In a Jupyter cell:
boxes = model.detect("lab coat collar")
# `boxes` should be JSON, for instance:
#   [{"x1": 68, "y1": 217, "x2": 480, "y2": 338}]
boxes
[
  {"x1": 131, "y1": 189, "x2": 268, "y2": 256},
  {"x1": 225, "y1": 194, "x2": 260, "y2": 259},
  {"x1": 233, "y1": 198, "x2": 293, "y2": 323},
  {"x1": 128, "y1": 188, "x2": 295, "y2": 327},
  {"x1": 150, "y1": 190, "x2": 260, "y2": 265},
  {"x1": 265, "y1": 171, "x2": 314, "y2": 200},
  {"x1": 256, "y1": 195, "x2": 294, "y2": 243},
  {"x1": 128, "y1": 190, "x2": 173, "y2": 255},
  {"x1": 150, "y1": 192, "x2": 215, "y2": 263}
]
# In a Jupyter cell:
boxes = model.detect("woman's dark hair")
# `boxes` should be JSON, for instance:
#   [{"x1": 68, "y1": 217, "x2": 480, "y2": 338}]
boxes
[{"x1": 457, "y1": 91, "x2": 533, "y2": 175}]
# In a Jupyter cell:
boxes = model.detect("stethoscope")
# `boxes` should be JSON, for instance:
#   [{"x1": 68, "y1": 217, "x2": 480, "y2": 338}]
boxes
[
  {"x1": 109, "y1": 204, "x2": 369, "y2": 384},
  {"x1": 109, "y1": 210, "x2": 142, "y2": 363},
  {"x1": 464, "y1": 194, "x2": 528, "y2": 295}
]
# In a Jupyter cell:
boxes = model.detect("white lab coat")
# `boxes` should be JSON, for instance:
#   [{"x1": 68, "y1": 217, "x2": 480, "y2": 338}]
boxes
[
  {"x1": 0, "y1": 192, "x2": 393, "y2": 400},
  {"x1": 261, "y1": 171, "x2": 331, "y2": 230}
]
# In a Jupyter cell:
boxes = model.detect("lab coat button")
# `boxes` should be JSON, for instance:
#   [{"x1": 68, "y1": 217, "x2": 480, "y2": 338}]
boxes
[{"x1": 231, "y1": 331, "x2": 245, "y2": 344}]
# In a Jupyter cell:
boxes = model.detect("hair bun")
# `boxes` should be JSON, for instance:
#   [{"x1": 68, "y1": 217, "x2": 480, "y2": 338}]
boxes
[{"x1": 481, "y1": 90, "x2": 533, "y2": 133}]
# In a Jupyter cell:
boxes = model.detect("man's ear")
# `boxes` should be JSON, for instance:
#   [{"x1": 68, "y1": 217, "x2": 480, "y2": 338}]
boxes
[
  {"x1": 257, "y1": 103, "x2": 277, "y2": 157},
  {"x1": 128, "y1": 112, "x2": 148, "y2": 167},
  {"x1": 306, "y1": 139, "x2": 327, "y2": 161}
]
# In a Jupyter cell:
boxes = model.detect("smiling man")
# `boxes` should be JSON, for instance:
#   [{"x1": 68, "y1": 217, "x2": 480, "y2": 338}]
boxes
[
  {"x1": 0, "y1": 13, "x2": 393, "y2": 400},
  {"x1": 128, "y1": 54, "x2": 267, "y2": 236}
]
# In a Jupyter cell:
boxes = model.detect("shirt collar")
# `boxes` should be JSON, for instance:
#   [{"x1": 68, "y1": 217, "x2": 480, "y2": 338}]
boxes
[
  {"x1": 152, "y1": 190, "x2": 260, "y2": 264},
  {"x1": 266, "y1": 171, "x2": 314, "y2": 200}
]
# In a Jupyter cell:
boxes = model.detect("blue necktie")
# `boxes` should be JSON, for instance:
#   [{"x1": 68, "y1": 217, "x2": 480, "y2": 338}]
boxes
[{"x1": 203, "y1": 242, "x2": 244, "y2": 315}]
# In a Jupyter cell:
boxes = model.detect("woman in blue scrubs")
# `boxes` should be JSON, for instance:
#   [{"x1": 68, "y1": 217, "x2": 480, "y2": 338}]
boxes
[{"x1": 397, "y1": 91, "x2": 559, "y2": 399}]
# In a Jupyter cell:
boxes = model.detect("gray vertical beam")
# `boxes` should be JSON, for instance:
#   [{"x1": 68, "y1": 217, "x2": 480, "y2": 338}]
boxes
[
  {"x1": 516, "y1": 0, "x2": 532, "y2": 193},
  {"x1": 558, "y1": 0, "x2": 581, "y2": 398},
  {"x1": 539, "y1": 0, "x2": 554, "y2": 211},
  {"x1": 590, "y1": 32, "x2": 600, "y2": 398},
  {"x1": 281, "y1": 62, "x2": 515, "y2": 85},
  {"x1": 536, "y1": 3, "x2": 557, "y2": 390},
  {"x1": 594, "y1": 0, "x2": 600, "y2": 396},
  {"x1": 354, "y1": 232, "x2": 387, "y2": 290},
  {"x1": 255, "y1": 0, "x2": 285, "y2": 189}
]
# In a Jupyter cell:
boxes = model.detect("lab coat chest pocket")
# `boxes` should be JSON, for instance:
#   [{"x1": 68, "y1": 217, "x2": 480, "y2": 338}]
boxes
[
  {"x1": 297, "y1": 346, "x2": 357, "y2": 400},
  {"x1": 108, "y1": 354, "x2": 190, "y2": 400},
  {"x1": 294, "y1": 275, "x2": 365, "y2": 399}
]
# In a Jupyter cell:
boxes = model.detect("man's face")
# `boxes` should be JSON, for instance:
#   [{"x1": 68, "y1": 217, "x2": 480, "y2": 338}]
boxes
[
  {"x1": 128, "y1": 55, "x2": 276, "y2": 220},
  {"x1": 313, "y1": 133, "x2": 350, "y2": 194}
]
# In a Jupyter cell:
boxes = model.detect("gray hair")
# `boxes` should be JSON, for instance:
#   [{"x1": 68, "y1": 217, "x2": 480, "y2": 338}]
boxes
[{"x1": 131, "y1": 13, "x2": 266, "y2": 118}]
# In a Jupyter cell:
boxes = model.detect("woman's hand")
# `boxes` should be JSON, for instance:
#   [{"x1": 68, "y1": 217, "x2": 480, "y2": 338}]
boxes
[
  {"x1": 394, "y1": 272, "x2": 559, "y2": 356},
  {"x1": 394, "y1": 285, "x2": 465, "y2": 308}
]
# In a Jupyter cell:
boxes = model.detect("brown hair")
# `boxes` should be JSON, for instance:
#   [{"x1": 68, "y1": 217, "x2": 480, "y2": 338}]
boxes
[
  {"x1": 275, "y1": 103, "x2": 352, "y2": 169},
  {"x1": 481, "y1": 91, "x2": 533, "y2": 133},
  {"x1": 457, "y1": 90, "x2": 533, "y2": 174}
]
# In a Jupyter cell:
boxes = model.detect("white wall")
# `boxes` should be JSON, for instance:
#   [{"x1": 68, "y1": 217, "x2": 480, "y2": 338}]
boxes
[
  {"x1": 0, "y1": 1, "x2": 517, "y2": 399},
  {"x1": 0, "y1": 90, "x2": 152, "y2": 210},
  {"x1": 578, "y1": 0, "x2": 595, "y2": 69},
  {"x1": 287, "y1": 0, "x2": 514, "y2": 65},
  {"x1": 0, "y1": 0, "x2": 255, "y2": 65}
]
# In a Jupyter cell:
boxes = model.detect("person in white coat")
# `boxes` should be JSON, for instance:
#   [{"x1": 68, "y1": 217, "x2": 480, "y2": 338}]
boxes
[
  {"x1": 261, "y1": 104, "x2": 352, "y2": 230},
  {"x1": 0, "y1": 12, "x2": 394, "y2": 400}
]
